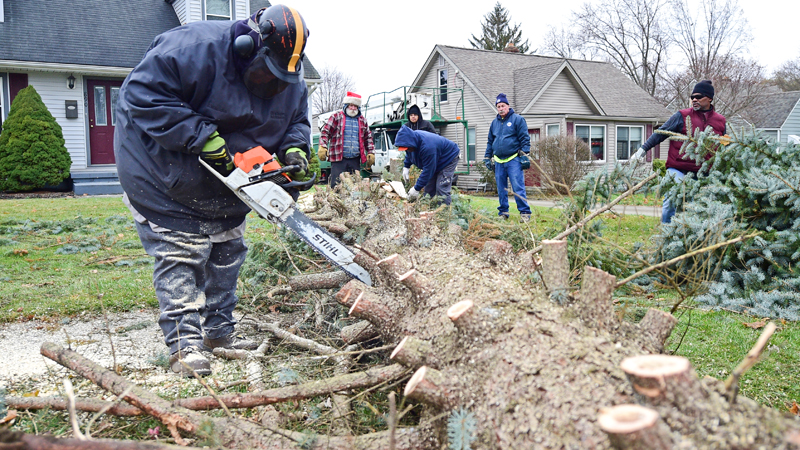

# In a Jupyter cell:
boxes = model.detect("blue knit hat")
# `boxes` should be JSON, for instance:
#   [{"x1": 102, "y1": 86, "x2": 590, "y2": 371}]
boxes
[{"x1": 495, "y1": 93, "x2": 509, "y2": 106}]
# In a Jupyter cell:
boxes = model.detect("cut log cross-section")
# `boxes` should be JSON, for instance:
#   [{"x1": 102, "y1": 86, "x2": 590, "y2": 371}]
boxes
[
  {"x1": 620, "y1": 355, "x2": 707, "y2": 414},
  {"x1": 403, "y1": 366, "x2": 457, "y2": 409},
  {"x1": 390, "y1": 336, "x2": 440, "y2": 369},
  {"x1": 597, "y1": 404, "x2": 673, "y2": 450}
]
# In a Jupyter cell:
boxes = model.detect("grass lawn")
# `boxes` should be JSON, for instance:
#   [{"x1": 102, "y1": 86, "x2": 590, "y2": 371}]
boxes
[{"x1": 0, "y1": 194, "x2": 796, "y2": 413}]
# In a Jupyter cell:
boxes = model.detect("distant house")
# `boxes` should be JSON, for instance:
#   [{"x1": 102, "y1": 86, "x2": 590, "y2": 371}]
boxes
[
  {"x1": 743, "y1": 90, "x2": 800, "y2": 145},
  {"x1": 405, "y1": 45, "x2": 672, "y2": 189},
  {"x1": 0, "y1": 0, "x2": 320, "y2": 195}
]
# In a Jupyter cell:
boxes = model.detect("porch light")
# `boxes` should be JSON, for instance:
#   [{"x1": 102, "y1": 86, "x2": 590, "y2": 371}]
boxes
[{"x1": 67, "y1": 74, "x2": 76, "y2": 90}]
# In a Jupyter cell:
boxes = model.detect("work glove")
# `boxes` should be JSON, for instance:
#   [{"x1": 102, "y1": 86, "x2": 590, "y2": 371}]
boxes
[
  {"x1": 631, "y1": 147, "x2": 646, "y2": 164},
  {"x1": 367, "y1": 153, "x2": 375, "y2": 167},
  {"x1": 402, "y1": 167, "x2": 410, "y2": 182},
  {"x1": 407, "y1": 187, "x2": 420, "y2": 202},
  {"x1": 201, "y1": 131, "x2": 234, "y2": 176},
  {"x1": 318, "y1": 146, "x2": 328, "y2": 161},
  {"x1": 283, "y1": 147, "x2": 308, "y2": 180},
  {"x1": 518, "y1": 150, "x2": 531, "y2": 170},
  {"x1": 483, "y1": 158, "x2": 494, "y2": 171}
]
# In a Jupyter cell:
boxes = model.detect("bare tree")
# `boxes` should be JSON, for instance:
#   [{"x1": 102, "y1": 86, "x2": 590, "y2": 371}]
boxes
[
  {"x1": 312, "y1": 66, "x2": 355, "y2": 116},
  {"x1": 669, "y1": 0, "x2": 752, "y2": 80},
  {"x1": 568, "y1": 0, "x2": 669, "y2": 95},
  {"x1": 770, "y1": 55, "x2": 800, "y2": 92},
  {"x1": 660, "y1": 56, "x2": 767, "y2": 118},
  {"x1": 540, "y1": 25, "x2": 597, "y2": 60}
]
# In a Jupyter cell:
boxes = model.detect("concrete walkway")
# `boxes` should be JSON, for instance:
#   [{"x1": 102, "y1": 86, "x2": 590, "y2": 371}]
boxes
[{"x1": 472, "y1": 197, "x2": 662, "y2": 218}]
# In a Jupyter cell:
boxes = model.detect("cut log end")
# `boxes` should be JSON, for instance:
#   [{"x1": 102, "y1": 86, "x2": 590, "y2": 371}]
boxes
[
  {"x1": 404, "y1": 366, "x2": 427, "y2": 398},
  {"x1": 598, "y1": 404, "x2": 673, "y2": 450},
  {"x1": 598, "y1": 404, "x2": 659, "y2": 434},
  {"x1": 447, "y1": 300, "x2": 474, "y2": 322},
  {"x1": 620, "y1": 355, "x2": 690, "y2": 378},
  {"x1": 390, "y1": 336, "x2": 409, "y2": 360}
]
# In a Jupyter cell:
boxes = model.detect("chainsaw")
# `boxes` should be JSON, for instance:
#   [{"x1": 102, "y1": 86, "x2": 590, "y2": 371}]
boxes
[{"x1": 199, "y1": 147, "x2": 372, "y2": 286}]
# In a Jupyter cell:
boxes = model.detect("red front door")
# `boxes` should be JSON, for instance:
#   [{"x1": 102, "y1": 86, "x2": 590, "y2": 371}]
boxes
[{"x1": 87, "y1": 79, "x2": 122, "y2": 165}]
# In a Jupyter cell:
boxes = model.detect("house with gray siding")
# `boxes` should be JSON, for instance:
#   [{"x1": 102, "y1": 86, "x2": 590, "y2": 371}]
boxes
[
  {"x1": 405, "y1": 45, "x2": 672, "y2": 190},
  {"x1": 0, "y1": 0, "x2": 320, "y2": 195},
  {"x1": 743, "y1": 90, "x2": 800, "y2": 144}
]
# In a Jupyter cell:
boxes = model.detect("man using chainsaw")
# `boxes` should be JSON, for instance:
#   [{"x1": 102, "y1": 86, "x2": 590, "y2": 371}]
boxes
[
  {"x1": 317, "y1": 92, "x2": 375, "y2": 188},
  {"x1": 114, "y1": 5, "x2": 311, "y2": 377},
  {"x1": 395, "y1": 126, "x2": 460, "y2": 205},
  {"x1": 630, "y1": 80, "x2": 726, "y2": 223}
]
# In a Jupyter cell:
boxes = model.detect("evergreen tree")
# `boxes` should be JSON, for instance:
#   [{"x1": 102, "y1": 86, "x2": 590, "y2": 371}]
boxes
[
  {"x1": 0, "y1": 86, "x2": 71, "y2": 192},
  {"x1": 647, "y1": 126, "x2": 800, "y2": 319},
  {"x1": 469, "y1": 2, "x2": 530, "y2": 53}
]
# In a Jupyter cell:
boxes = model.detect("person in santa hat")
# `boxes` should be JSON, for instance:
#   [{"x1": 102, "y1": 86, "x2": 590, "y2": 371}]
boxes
[{"x1": 318, "y1": 91, "x2": 375, "y2": 188}]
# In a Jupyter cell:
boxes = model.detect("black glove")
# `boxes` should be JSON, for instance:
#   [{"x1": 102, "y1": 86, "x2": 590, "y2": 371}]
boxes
[
  {"x1": 201, "y1": 131, "x2": 234, "y2": 176},
  {"x1": 518, "y1": 150, "x2": 531, "y2": 170},
  {"x1": 283, "y1": 148, "x2": 308, "y2": 180},
  {"x1": 484, "y1": 158, "x2": 494, "y2": 171}
]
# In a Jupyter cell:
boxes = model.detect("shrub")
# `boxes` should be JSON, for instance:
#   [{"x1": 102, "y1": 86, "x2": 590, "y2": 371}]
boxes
[
  {"x1": 652, "y1": 158, "x2": 666, "y2": 176},
  {"x1": 532, "y1": 135, "x2": 592, "y2": 194},
  {"x1": 0, "y1": 86, "x2": 71, "y2": 192}
]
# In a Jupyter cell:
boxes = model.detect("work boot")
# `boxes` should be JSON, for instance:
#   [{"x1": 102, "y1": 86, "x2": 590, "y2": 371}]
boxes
[
  {"x1": 169, "y1": 347, "x2": 211, "y2": 377},
  {"x1": 499, "y1": 213, "x2": 509, "y2": 220},
  {"x1": 203, "y1": 332, "x2": 259, "y2": 351},
  {"x1": 520, "y1": 214, "x2": 531, "y2": 223}
]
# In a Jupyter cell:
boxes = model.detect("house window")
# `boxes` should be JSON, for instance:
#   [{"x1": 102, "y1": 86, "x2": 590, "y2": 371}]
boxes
[
  {"x1": 110, "y1": 87, "x2": 120, "y2": 126},
  {"x1": 529, "y1": 129, "x2": 540, "y2": 158},
  {"x1": 467, "y1": 127, "x2": 476, "y2": 162},
  {"x1": 439, "y1": 69, "x2": 448, "y2": 103},
  {"x1": 546, "y1": 124, "x2": 560, "y2": 136},
  {"x1": 205, "y1": 0, "x2": 231, "y2": 20},
  {"x1": 0, "y1": 0, "x2": 4, "y2": 23},
  {"x1": 616, "y1": 125, "x2": 643, "y2": 161},
  {"x1": 575, "y1": 125, "x2": 605, "y2": 161},
  {"x1": 438, "y1": 54, "x2": 445, "y2": 67}
]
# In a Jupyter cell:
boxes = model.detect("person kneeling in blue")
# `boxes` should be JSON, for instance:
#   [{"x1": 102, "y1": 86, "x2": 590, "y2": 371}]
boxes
[{"x1": 395, "y1": 126, "x2": 460, "y2": 205}]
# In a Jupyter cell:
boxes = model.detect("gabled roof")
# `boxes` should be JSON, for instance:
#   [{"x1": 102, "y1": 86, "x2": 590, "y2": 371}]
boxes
[
  {"x1": 0, "y1": 0, "x2": 319, "y2": 79},
  {"x1": 432, "y1": 45, "x2": 670, "y2": 120},
  {"x1": 0, "y1": 0, "x2": 181, "y2": 68},
  {"x1": 744, "y1": 91, "x2": 800, "y2": 129}
]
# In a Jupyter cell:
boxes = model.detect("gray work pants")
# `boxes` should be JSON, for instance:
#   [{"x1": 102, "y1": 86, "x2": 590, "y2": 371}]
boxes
[{"x1": 134, "y1": 221, "x2": 247, "y2": 354}]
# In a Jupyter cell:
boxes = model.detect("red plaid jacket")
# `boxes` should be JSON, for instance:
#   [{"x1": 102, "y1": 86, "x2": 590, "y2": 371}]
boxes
[{"x1": 319, "y1": 111, "x2": 374, "y2": 163}]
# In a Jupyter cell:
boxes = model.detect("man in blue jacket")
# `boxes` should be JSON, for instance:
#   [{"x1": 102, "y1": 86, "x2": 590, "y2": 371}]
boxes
[
  {"x1": 484, "y1": 93, "x2": 531, "y2": 222},
  {"x1": 114, "y1": 5, "x2": 311, "y2": 377},
  {"x1": 395, "y1": 126, "x2": 460, "y2": 205}
]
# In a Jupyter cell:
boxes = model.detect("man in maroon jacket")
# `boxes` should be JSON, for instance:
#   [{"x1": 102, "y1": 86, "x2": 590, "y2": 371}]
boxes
[{"x1": 632, "y1": 80, "x2": 726, "y2": 223}]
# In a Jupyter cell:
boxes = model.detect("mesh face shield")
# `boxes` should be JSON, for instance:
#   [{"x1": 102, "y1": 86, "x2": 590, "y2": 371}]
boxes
[{"x1": 242, "y1": 48, "x2": 291, "y2": 99}]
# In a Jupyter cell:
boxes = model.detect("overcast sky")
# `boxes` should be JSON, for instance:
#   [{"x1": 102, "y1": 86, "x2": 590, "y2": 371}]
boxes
[{"x1": 287, "y1": 0, "x2": 800, "y2": 107}]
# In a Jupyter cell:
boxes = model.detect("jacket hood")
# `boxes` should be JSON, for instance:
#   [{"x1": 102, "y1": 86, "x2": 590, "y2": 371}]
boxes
[
  {"x1": 406, "y1": 104, "x2": 423, "y2": 120},
  {"x1": 395, "y1": 126, "x2": 421, "y2": 149}
]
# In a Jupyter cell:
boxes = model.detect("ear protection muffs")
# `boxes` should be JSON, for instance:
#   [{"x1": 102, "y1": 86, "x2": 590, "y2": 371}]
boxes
[{"x1": 233, "y1": 35, "x2": 254, "y2": 57}]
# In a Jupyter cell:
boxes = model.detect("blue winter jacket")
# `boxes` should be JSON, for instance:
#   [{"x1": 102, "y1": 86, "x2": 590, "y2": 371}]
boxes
[
  {"x1": 395, "y1": 127, "x2": 460, "y2": 192},
  {"x1": 114, "y1": 20, "x2": 311, "y2": 235},
  {"x1": 484, "y1": 108, "x2": 530, "y2": 160}
]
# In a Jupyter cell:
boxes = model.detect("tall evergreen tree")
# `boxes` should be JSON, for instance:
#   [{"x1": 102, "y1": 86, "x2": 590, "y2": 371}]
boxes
[
  {"x1": 469, "y1": 2, "x2": 530, "y2": 54},
  {"x1": 0, "y1": 86, "x2": 71, "y2": 192}
]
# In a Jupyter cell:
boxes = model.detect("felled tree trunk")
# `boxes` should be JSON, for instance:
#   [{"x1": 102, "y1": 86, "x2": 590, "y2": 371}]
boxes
[{"x1": 16, "y1": 173, "x2": 800, "y2": 449}]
